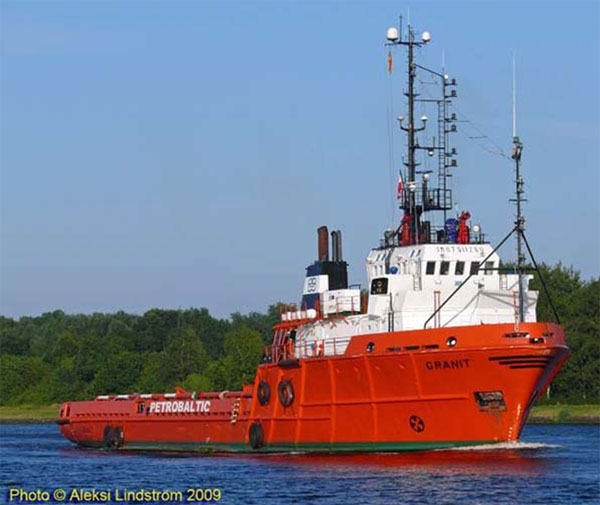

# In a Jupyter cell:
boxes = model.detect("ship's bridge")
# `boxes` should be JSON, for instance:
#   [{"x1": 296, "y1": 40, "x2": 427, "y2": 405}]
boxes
[{"x1": 365, "y1": 242, "x2": 537, "y2": 330}]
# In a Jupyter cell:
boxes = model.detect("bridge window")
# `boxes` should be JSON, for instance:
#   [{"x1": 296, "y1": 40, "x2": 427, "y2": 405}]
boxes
[
  {"x1": 455, "y1": 261, "x2": 465, "y2": 275},
  {"x1": 440, "y1": 261, "x2": 450, "y2": 275},
  {"x1": 426, "y1": 261, "x2": 436, "y2": 275},
  {"x1": 370, "y1": 277, "x2": 388, "y2": 295},
  {"x1": 485, "y1": 261, "x2": 495, "y2": 275},
  {"x1": 470, "y1": 261, "x2": 480, "y2": 275}
]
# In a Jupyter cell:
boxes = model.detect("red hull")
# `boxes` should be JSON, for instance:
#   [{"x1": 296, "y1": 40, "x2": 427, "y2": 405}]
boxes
[{"x1": 59, "y1": 322, "x2": 568, "y2": 453}]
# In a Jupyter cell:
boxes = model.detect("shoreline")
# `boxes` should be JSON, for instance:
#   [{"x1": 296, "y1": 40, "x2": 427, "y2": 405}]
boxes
[
  {"x1": 526, "y1": 404, "x2": 600, "y2": 425},
  {"x1": 0, "y1": 404, "x2": 598, "y2": 425}
]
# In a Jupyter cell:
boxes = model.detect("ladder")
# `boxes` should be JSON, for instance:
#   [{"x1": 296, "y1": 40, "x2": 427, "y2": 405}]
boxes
[{"x1": 230, "y1": 398, "x2": 241, "y2": 425}]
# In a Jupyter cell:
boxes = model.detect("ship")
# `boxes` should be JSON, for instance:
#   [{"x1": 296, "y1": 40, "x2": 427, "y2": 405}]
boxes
[{"x1": 58, "y1": 21, "x2": 569, "y2": 453}]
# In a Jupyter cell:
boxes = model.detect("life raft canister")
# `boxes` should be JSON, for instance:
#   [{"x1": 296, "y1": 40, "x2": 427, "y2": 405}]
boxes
[
  {"x1": 249, "y1": 421, "x2": 264, "y2": 450},
  {"x1": 278, "y1": 380, "x2": 294, "y2": 408},
  {"x1": 257, "y1": 380, "x2": 270, "y2": 406}
]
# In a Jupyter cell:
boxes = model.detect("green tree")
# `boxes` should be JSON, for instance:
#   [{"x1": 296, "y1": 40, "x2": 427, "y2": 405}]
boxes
[
  {"x1": 230, "y1": 303, "x2": 282, "y2": 345},
  {"x1": 91, "y1": 351, "x2": 141, "y2": 395},
  {"x1": 220, "y1": 327, "x2": 263, "y2": 389},
  {"x1": 180, "y1": 308, "x2": 231, "y2": 358},
  {"x1": 183, "y1": 373, "x2": 212, "y2": 393},
  {"x1": 205, "y1": 358, "x2": 236, "y2": 391},
  {"x1": 161, "y1": 328, "x2": 208, "y2": 386},
  {"x1": 135, "y1": 352, "x2": 167, "y2": 393},
  {"x1": 0, "y1": 355, "x2": 50, "y2": 405},
  {"x1": 531, "y1": 265, "x2": 599, "y2": 404},
  {"x1": 73, "y1": 334, "x2": 103, "y2": 383}
]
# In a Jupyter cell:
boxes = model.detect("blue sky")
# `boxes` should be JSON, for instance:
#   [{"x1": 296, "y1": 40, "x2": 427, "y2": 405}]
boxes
[{"x1": 1, "y1": 1, "x2": 598, "y2": 319}]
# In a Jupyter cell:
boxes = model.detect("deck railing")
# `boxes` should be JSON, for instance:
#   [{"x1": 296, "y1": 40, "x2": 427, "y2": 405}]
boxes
[{"x1": 265, "y1": 336, "x2": 353, "y2": 364}]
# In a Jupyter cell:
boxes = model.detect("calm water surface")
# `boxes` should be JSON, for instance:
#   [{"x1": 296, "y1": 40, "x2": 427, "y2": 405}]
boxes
[{"x1": 1, "y1": 423, "x2": 598, "y2": 505}]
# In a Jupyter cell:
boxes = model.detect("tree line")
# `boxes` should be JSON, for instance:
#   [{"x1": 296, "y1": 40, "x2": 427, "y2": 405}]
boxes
[
  {"x1": 0, "y1": 263, "x2": 597, "y2": 406},
  {"x1": 0, "y1": 306, "x2": 280, "y2": 406}
]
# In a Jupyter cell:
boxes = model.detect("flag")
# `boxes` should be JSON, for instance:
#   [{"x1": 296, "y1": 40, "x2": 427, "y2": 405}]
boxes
[
  {"x1": 397, "y1": 171, "x2": 404, "y2": 199},
  {"x1": 388, "y1": 50, "x2": 393, "y2": 75}
]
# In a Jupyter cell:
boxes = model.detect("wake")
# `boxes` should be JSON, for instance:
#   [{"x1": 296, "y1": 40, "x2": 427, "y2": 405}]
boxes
[{"x1": 444, "y1": 441, "x2": 561, "y2": 452}]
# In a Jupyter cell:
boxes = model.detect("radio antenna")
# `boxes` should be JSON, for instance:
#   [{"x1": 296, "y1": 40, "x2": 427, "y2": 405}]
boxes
[
  {"x1": 511, "y1": 51, "x2": 526, "y2": 323},
  {"x1": 512, "y1": 51, "x2": 517, "y2": 138}
]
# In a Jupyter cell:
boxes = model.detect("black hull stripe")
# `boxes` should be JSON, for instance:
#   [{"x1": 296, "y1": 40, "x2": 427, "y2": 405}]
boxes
[
  {"x1": 508, "y1": 365, "x2": 548, "y2": 369},
  {"x1": 489, "y1": 355, "x2": 549, "y2": 361},
  {"x1": 497, "y1": 359, "x2": 551, "y2": 365}
]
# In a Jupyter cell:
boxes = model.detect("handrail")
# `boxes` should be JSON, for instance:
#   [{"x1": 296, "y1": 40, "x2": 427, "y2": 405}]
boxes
[{"x1": 266, "y1": 336, "x2": 353, "y2": 363}]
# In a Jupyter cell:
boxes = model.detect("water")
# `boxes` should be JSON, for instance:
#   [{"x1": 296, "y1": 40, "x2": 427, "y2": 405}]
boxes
[{"x1": 1, "y1": 424, "x2": 598, "y2": 505}]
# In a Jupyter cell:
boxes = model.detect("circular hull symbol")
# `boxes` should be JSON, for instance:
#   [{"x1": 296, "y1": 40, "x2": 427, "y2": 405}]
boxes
[{"x1": 409, "y1": 415, "x2": 425, "y2": 432}]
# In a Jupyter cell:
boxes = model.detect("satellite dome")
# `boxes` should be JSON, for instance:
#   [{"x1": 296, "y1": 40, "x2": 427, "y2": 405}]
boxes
[{"x1": 386, "y1": 27, "x2": 399, "y2": 42}]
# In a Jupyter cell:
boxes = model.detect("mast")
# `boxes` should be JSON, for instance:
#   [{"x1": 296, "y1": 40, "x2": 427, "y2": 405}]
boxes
[
  {"x1": 406, "y1": 26, "x2": 419, "y2": 243},
  {"x1": 386, "y1": 23, "x2": 429, "y2": 244},
  {"x1": 407, "y1": 27, "x2": 416, "y2": 206},
  {"x1": 512, "y1": 135, "x2": 526, "y2": 322}
]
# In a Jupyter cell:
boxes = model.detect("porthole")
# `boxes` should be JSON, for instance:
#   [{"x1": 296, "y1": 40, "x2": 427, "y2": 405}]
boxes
[
  {"x1": 446, "y1": 336, "x2": 457, "y2": 348},
  {"x1": 366, "y1": 342, "x2": 375, "y2": 353}
]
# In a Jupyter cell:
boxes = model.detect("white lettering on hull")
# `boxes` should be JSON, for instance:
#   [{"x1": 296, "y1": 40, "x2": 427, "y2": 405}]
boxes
[{"x1": 148, "y1": 400, "x2": 211, "y2": 414}]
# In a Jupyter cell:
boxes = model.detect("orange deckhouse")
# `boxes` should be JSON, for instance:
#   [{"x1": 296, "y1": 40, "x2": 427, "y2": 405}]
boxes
[{"x1": 58, "y1": 21, "x2": 569, "y2": 453}]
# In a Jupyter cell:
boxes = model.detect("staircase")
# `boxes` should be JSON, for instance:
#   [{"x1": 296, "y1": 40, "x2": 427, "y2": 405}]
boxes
[{"x1": 230, "y1": 398, "x2": 241, "y2": 425}]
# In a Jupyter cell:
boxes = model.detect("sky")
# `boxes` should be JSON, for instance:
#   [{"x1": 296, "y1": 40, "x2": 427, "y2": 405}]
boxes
[{"x1": 1, "y1": 1, "x2": 599, "y2": 319}]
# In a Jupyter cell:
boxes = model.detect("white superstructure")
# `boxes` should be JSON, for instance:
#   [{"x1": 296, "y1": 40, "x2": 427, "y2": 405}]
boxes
[
  {"x1": 365, "y1": 243, "x2": 536, "y2": 329},
  {"x1": 282, "y1": 239, "x2": 537, "y2": 358}
]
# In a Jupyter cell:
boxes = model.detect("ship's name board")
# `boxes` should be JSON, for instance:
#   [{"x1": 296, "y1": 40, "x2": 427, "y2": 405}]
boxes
[
  {"x1": 425, "y1": 358, "x2": 470, "y2": 371},
  {"x1": 148, "y1": 400, "x2": 211, "y2": 414},
  {"x1": 435, "y1": 245, "x2": 484, "y2": 254}
]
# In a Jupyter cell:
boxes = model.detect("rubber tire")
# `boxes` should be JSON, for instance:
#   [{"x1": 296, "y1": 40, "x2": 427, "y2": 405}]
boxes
[
  {"x1": 257, "y1": 380, "x2": 270, "y2": 406},
  {"x1": 278, "y1": 380, "x2": 294, "y2": 408},
  {"x1": 113, "y1": 426, "x2": 124, "y2": 448},
  {"x1": 103, "y1": 426, "x2": 114, "y2": 449},
  {"x1": 249, "y1": 422, "x2": 264, "y2": 450}
]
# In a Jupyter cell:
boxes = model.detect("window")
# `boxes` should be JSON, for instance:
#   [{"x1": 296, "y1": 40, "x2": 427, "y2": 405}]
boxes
[
  {"x1": 426, "y1": 261, "x2": 436, "y2": 275},
  {"x1": 455, "y1": 261, "x2": 465, "y2": 275},
  {"x1": 485, "y1": 261, "x2": 495, "y2": 275},
  {"x1": 370, "y1": 277, "x2": 388, "y2": 295},
  {"x1": 470, "y1": 261, "x2": 480, "y2": 275},
  {"x1": 440, "y1": 261, "x2": 450, "y2": 275}
]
